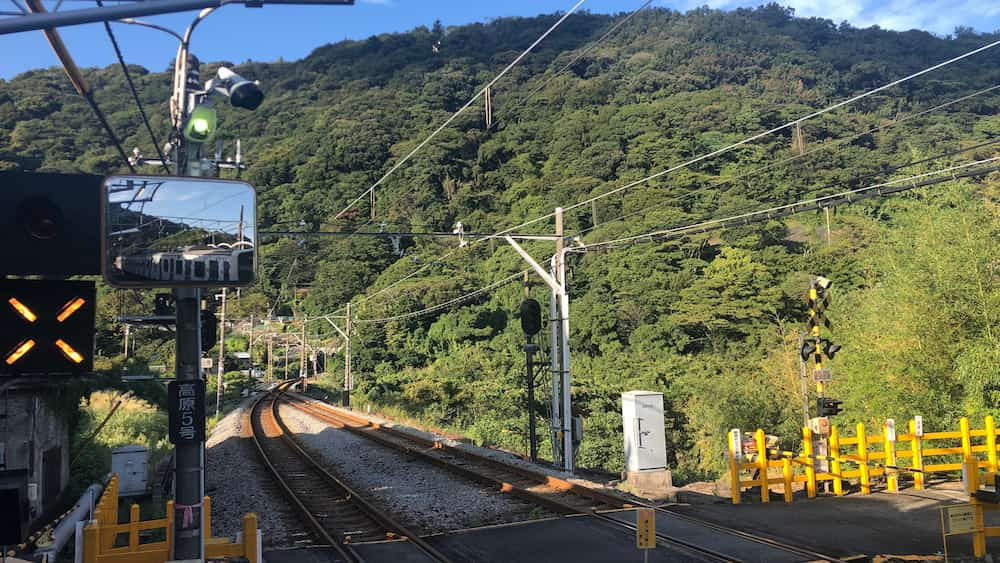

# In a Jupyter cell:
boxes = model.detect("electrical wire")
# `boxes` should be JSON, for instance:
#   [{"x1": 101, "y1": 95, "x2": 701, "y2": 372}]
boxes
[
  {"x1": 345, "y1": 140, "x2": 1000, "y2": 326},
  {"x1": 486, "y1": 0, "x2": 653, "y2": 132},
  {"x1": 569, "y1": 133, "x2": 1000, "y2": 242},
  {"x1": 332, "y1": 39, "x2": 1000, "y2": 316},
  {"x1": 493, "y1": 36, "x2": 1000, "y2": 237},
  {"x1": 332, "y1": 0, "x2": 587, "y2": 221},
  {"x1": 357, "y1": 269, "x2": 529, "y2": 324},
  {"x1": 24, "y1": 0, "x2": 136, "y2": 173},
  {"x1": 96, "y1": 0, "x2": 170, "y2": 174},
  {"x1": 577, "y1": 157, "x2": 1000, "y2": 252}
]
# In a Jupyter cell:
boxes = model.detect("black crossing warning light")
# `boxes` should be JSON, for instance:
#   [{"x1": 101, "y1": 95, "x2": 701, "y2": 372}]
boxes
[
  {"x1": 0, "y1": 279, "x2": 96, "y2": 375},
  {"x1": 820, "y1": 339, "x2": 842, "y2": 360},
  {"x1": 817, "y1": 397, "x2": 843, "y2": 417}
]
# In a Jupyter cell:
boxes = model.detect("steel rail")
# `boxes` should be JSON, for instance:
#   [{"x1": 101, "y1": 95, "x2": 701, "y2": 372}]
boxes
[
  {"x1": 646, "y1": 506, "x2": 852, "y2": 563},
  {"x1": 281, "y1": 394, "x2": 628, "y2": 515},
  {"x1": 285, "y1": 393, "x2": 850, "y2": 562},
  {"x1": 249, "y1": 382, "x2": 450, "y2": 562}
]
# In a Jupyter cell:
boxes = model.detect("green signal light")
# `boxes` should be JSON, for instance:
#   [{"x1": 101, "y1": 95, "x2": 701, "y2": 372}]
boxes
[
  {"x1": 183, "y1": 104, "x2": 218, "y2": 143},
  {"x1": 192, "y1": 118, "x2": 209, "y2": 134}
]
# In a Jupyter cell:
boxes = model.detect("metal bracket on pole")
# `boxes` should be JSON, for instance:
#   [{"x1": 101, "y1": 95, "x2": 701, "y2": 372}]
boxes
[{"x1": 503, "y1": 213, "x2": 575, "y2": 473}]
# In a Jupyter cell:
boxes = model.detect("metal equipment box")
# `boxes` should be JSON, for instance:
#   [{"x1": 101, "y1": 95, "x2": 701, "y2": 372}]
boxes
[
  {"x1": 111, "y1": 445, "x2": 148, "y2": 497},
  {"x1": 622, "y1": 391, "x2": 667, "y2": 472}
]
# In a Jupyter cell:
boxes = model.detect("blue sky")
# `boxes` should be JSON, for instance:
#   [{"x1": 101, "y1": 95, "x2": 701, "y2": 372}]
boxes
[{"x1": 1, "y1": 0, "x2": 999, "y2": 80}]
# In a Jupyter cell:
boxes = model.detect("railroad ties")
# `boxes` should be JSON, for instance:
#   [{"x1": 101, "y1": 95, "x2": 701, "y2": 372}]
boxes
[
  {"x1": 248, "y1": 382, "x2": 449, "y2": 562},
  {"x1": 276, "y1": 391, "x2": 851, "y2": 563}
]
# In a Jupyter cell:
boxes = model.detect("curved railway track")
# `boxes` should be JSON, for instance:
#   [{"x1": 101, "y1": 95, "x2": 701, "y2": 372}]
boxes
[
  {"x1": 280, "y1": 391, "x2": 850, "y2": 563},
  {"x1": 248, "y1": 382, "x2": 451, "y2": 562}
]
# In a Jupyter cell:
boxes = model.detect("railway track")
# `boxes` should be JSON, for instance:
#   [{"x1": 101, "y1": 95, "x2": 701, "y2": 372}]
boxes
[
  {"x1": 248, "y1": 382, "x2": 451, "y2": 562},
  {"x1": 281, "y1": 391, "x2": 850, "y2": 563}
]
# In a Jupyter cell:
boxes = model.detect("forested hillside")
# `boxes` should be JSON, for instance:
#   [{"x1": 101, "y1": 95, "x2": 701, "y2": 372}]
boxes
[{"x1": 2, "y1": 4, "x2": 998, "y2": 479}]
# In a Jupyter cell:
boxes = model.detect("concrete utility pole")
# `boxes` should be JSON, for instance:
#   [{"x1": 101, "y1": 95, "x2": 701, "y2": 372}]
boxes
[
  {"x1": 284, "y1": 341, "x2": 289, "y2": 380},
  {"x1": 267, "y1": 334, "x2": 273, "y2": 382},
  {"x1": 300, "y1": 316, "x2": 307, "y2": 378},
  {"x1": 172, "y1": 288, "x2": 202, "y2": 560},
  {"x1": 215, "y1": 287, "x2": 227, "y2": 416},
  {"x1": 323, "y1": 309, "x2": 352, "y2": 406},
  {"x1": 345, "y1": 304, "x2": 352, "y2": 406},
  {"x1": 504, "y1": 207, "x2": 575, "y2": 472},
  {"x1": 248, "y1": 314, "x2": 254, "y2": 363}
]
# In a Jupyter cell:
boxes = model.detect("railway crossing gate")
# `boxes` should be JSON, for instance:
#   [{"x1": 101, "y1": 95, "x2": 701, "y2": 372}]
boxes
[
  {"x1": 728, "y1": 415, "x2": 1000, "y2": 504},
  {"x1": 80, "y1": 474, "x2": 261, "y2": 563}
]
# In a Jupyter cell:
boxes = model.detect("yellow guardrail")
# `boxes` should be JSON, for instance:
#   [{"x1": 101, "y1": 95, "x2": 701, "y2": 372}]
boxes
[
  {"x1": 728, "y1": 415, "x2": 1000, "y2": 504},
  {"x1": 82, "y1": 474, "x2": 261, "y2": 563}
]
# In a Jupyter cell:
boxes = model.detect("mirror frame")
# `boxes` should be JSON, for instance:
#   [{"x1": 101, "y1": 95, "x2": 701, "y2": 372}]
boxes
[{"x1": 100, "y1": 175, "x2": 258, "y2": 289}]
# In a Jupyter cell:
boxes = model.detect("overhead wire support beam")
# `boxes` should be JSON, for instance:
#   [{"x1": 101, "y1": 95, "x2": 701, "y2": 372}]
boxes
[{"x1": 0, "y1": 0, "x2": 353, "y2": 34}]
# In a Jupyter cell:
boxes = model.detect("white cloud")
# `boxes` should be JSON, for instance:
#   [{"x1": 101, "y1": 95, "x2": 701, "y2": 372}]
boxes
[{"x1": 666, "y1": 0, "x2": 1000, "y2": 34}]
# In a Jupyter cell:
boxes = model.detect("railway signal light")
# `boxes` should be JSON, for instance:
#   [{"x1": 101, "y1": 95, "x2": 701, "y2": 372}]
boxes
[
  {"x1": 201, "y1": 309, "x2": 217, "y2": 351},
  {"x1": 0, "y1": 171, "x2": 101, "y2": 276},
  {"x1": 0, "y1": 280, "x2": 95, "y2": 375},
  {"x1": 520, "y1": 298, "x2": 542, "y2": 336},
  {"x1": 183, "y1": 103, "x2": 218, "y2": 143},
  {"x1": 817, "y1": 397, "x2": 843, "y2": 417}
]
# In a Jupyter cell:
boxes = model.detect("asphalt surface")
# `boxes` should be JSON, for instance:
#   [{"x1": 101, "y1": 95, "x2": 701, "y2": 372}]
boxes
[
  {"x1": 264, "y1": 509, "x2": 846, "y2": 562},
  {"x1": 674, "y1": 482, "x2": 999, "y2": 557}
]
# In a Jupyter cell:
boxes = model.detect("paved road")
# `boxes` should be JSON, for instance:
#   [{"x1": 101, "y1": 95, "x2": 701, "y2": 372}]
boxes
[{"x1": 674, "y1": 482, "x2": 995, "y2": 557}]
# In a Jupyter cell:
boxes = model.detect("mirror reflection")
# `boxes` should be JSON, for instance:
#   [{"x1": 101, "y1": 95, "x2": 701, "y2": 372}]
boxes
[{"x1": 103, "y1": 176, "x2": 257, "y2": 288}]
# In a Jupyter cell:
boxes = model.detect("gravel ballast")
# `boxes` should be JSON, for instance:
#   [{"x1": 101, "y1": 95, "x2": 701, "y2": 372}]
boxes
[
  {"x1": 277, "y1": 401, "x2": 542, "y2": 534},
  {"x1": 205, "y1": 395, "x2": 307, "y2": 548}
]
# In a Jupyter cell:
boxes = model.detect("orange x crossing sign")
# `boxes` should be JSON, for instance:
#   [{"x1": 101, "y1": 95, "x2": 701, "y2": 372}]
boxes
[{"x1": 1, "y1": 280, "x2": 95, "y2": 375}]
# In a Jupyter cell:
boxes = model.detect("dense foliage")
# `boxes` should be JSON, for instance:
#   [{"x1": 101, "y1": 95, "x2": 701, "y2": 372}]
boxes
[{"x1": 3, "y1": 5, "x2": 998, "y2": 480}]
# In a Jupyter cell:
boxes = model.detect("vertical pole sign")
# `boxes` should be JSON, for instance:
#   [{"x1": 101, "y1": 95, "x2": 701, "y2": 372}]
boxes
[
  {"x1": 636, "y1": 508, "x2": 656, "y2": 561},
  {"x1": 168, "y1": 379, "x2": 206, "y2": 444}
]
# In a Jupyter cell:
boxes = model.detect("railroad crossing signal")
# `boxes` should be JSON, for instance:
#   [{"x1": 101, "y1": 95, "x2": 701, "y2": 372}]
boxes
[
  {"x1": 0, "y1": 280, "x2": 96, "y2": 375},
  {"x1": 817, "y1": 397, "x2": 843, "y2": 417}
]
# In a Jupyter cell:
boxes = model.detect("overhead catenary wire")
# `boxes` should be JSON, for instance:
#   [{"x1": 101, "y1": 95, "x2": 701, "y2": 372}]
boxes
[
  {"x1": 486, "y1": 0, "x2": 653, "y2": 132},
  {"x1": 494, "y1": 36, "x2": 1000, "y2": 237},
  {"x1": 333, "y1": 38, "x2": 1000, "y2": 316},
  {"x1": 96, "y1": 0, "x2": 171, "y2": 174},
  {"x1": 332, "y1": 0, "x2": 587, "y2": 221},
  {"x1": 345, "y1": 156, "x2": 999, "y2": 327},
  {"x1": 569, "y1": 131, "x2": 1000, "y2": 242},
  {"x1": 356, "y1": 269, "x2": 529, "y2": 324},
  {"x1": 576, "y1": 157, "x2": 1000, "y2": 252},
  {"x1": 24, "y1": 0, "x2": 136, "y2": 173}
]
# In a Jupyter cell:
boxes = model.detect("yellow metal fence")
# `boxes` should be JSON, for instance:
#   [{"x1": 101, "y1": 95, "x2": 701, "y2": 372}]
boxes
[
  {"x1": 728, "y1": 415, "x2": 1000, "y2": 504},
  {"x1": 81, "y1": 474, "x2": 261, "y2": 563}
]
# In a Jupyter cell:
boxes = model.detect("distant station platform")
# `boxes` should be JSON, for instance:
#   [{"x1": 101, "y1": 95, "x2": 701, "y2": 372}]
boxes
[{"x1": 264, "y1": 508, "x2": 849, "y2": 562}]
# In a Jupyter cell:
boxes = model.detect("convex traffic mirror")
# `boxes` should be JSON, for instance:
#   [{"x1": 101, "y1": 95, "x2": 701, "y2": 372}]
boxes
[{"x1": 102, "y1": 175, "x2": 257, "y2": 288}]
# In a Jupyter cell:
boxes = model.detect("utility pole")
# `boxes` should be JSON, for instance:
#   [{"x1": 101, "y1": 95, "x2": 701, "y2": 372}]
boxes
[
  {"x1": 555, "y1": 208, "x2": 573, "y2": 472},
  {"x1": 123, "y1": 323, "x2": 130, "y2": 359},
  {"x1": 344, "y1": 304, "x2": 352, "y2": 407},
  {"x1": 172, "y1": 288, "x2": 202, "y2": 561},
  {"x1": 267, "y1": 334, "x2": 273, "y2": 382},
  {"x1": 215, "y1": 287, "x2": 226, "y2": 416},
  {"x1": 284, "y1": 341, "x2": 289, "y2": 380},
  {"x1": 248, "y1": 313, "x2": 254, "y2": 368},
  {"x1": 300, "y1": 316, "x2": 308, "y2": 390},
  {"x1": 504, "y1": 206, "x2": 575, "y2": 472}
]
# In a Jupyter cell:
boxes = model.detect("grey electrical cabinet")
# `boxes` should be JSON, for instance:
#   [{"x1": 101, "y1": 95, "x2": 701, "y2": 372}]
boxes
[
  {"x1": 111, "y1": 445, "x2": 148, "y2": 497},
  {"x1": 622, "y1": 391, "x2": 667, "y2": 472}
]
